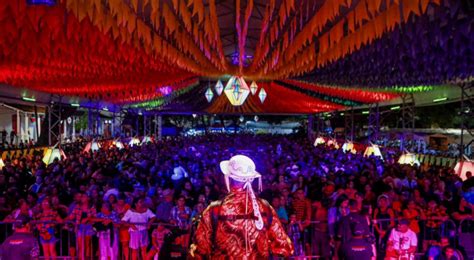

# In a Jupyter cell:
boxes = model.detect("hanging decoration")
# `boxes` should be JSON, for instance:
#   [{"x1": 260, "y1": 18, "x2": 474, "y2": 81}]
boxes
[
  {"x1": 398, "y1": 152, "x2": 420, "y2": 166},
  {"x1": 0, "y1": 158, "x2": 4, "y2": 170},
  {"x1": 327, "y1": 139, "x2": 339, "y2": 149},
  {"x1": 363, "y1": 144, "x2": 383, "y2": 160},
  {"x1": 258, "y1": 88, "x2": 267, "y2": 103},
  {"x1": 215, "y1": 80, "x2": 224, "y2": 96},
  {"x1": 254, "y1": 115, "x2": 259, "y2": 122},
  {"x1": 454, "y1": 157, "x2": 474, "y2": 181},
  {"x1": 250, "y1": 81, "x2": 258, "y2": 95},
  {"x1": 342, "y1": 142, "x2": 357, "y2": 154},
  {"x1": 129, "y1": 137, "x2": 141, "y2": 147},
  {"x1": 141, "y1": 136, "x2": 153, "y2": 144},
  {"x1": 111, "y1": 140, "x2": 124, "y2": 150},
  {"x1": 42, "y1": 145, "x2": 67, "y2": 165},
  {"x1": 83, "y1": 140, "x2": 101, "y2": 153},
  {"x1": 314, "y1": 137, "x2": 326, "y2": 146},
  {"x1": 224, "y1": 76, "x2": 250, "y2": 106},
  {"x1": 205, "y1": 88, "x2": 214, "y2": 103},
  {"x1": 0, "y1": 0, "x2": 469, "y2": 115}
]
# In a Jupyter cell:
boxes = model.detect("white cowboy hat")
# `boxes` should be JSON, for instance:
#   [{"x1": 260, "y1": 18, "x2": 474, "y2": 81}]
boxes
[
  {"x1": 219, "y1": 155, "x2": 264, "y2": 230},
  {"x1": 220, "y1": 155, "x2": 261, "y2": 183}
]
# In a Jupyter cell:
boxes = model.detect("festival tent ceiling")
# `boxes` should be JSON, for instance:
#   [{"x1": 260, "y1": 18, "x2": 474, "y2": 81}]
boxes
[{"x1": 0, "y1": 0, "x2": 472, "y2": 114}]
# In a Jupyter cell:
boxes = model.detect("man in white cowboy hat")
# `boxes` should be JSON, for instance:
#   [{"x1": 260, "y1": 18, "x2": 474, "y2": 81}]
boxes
[{"x1": 189, "y1": 155, "x2": 293, "y2": 259}]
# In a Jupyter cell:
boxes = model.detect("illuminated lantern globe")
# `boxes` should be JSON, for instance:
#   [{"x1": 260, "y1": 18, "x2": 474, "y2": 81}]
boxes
[
  {"x1": 314, "y1": 137, "x2": 326, "y2": 146},
  {"x1": 112, "y1": 139, "x2": 124, "y2": 149},
  {"x1": 215, "y1": 80, "x2": 224, "y2": 96},
  {"x1": 454, "y1": 160, "x2": 474, "y2": 181},
  {"x1": 342, "y1": 141, "x2": 356, "y2": 154},
  {"x1": 224, "y1": 76, "x2": 250, "y2": 106},
  {"x1": 363, "y1": 144, "x2": 383, "y2": 160},
  {"x1": 43, "y1": 146, "x2": 67, "y2": 165},
  {"x1": 250, "y1": 81, "x2": 258, "y2": 95},
  {"x1": 0, "y1": 158, "x2": 4, "y2": 170},
  {"x1": 83, "y1": 140, "x2": 101, "y2": 153},
  {"x1": 141, "y1": 136, "x2": 153, "y2": 144},
  {"x1": 129, "y1": 137, "x2": 141, "y2": 147},
  {"x1": 398, "y1": 152, "x2": 420, "y2": 166}
]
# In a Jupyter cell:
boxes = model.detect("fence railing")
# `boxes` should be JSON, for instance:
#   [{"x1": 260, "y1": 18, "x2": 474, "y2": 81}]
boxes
[{"x1": 0, "y1": 218, "x2": 472, "y2": 259}]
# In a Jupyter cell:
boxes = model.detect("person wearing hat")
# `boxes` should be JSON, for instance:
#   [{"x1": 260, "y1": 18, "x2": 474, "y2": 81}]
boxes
[
  {"x1": 0, "y1": 215, "x2": 39, "y2": 260},
  {"x1": 189, "y1": 155, "x2": 293, "y2": 259},
  {"x1": 386, "y1": 219, "x2": 418, "y2": 260}
]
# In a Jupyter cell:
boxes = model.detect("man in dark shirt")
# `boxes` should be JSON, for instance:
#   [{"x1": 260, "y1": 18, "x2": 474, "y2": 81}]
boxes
[
  {"x1": 0, "y1": 215, "x2": 39, "y2": 260},
  {"x1": 338, "y1": 200, "x2": 372, "y2": 260}
]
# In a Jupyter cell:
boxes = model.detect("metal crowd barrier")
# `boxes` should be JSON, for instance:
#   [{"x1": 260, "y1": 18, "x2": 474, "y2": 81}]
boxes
[
  {"x1": 286, "y1": 218, "x2": 471, "y2": 260},
  {"x1": 0, "y1": 220, "x2": 183, "y2": 259},
  {"x1": 0, "y1": 218, "x2": 472, "y2": 259}
]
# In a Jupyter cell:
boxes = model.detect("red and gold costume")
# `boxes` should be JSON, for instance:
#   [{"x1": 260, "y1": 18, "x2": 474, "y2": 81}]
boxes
[{"x1": 190, "y1": 187, "x2": 293, "y2": 259}]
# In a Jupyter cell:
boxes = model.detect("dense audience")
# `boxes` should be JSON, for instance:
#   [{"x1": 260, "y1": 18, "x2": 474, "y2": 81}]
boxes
[{"x1": 0, "y1": 134, "x2": 472, "y2": 259}]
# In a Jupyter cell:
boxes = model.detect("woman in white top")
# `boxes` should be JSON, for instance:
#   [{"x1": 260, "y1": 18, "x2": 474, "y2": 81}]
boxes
[{"x1": 121, "y1": 197, "x2": 156, "y2": 260}]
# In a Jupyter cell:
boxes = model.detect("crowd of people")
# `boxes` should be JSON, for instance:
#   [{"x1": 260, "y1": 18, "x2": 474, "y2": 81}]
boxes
[{"x1": 0, "y1": 134, "x2": 472, "y2": 259}]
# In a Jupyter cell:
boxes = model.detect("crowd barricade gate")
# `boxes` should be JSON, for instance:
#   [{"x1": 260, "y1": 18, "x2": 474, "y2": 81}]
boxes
[{"x1": 0, "y1": 221, "x2": 181, "y2": 259}]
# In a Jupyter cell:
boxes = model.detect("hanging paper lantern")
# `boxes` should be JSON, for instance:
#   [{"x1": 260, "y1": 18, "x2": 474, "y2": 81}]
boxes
[
  {"x1": 342, "y1": 142, "x2": 356, "y2": 154},
  {"x1": 224, "y1": 76, "x2": 250, "y2": 106},
  {"x1": 314, "y1": 137, "x2": 326, "y2": 146},
  {"x1": 258, "y1": 88, "x2": 267, "y2": 103},
  {"x1": 454, "y1": 160, "x2": 474, "y2": 181},
  {"x1": 141, "y1": 136, "x2": 153, "y2": 144},
  {"x1": 42, "y1": 146, "x2": 67, "y2": 165},
  {"x1": 250, "y1": 81, "x2": 258, "y2": 95},
  {"x1": 129, "y1": 137, "x2": 141, "y2": 147},
  {"x1": 239, "y1": 115, "x2": 245, "y2": 122},
  {"x1": 0, "y1": 158, "x2": 4, "y2": 170},
  {"x1": 83, "y1": 140, "x2": 101, "y2": 153},
  {"x1": 254, "y1": 115, "x2": 259, "y2": 122},
  {"x1": 112, "y1": 140, "x2": 124, "y2": 149},
  {"x1": 398, "y1": 152, "x2": 420, "y2": 166},
  {"x1": 205, "y1": 88, "x2": 214, "y2": 103},
  {"x1": 363, "y1": 144, "x2": 383, "y2": 160},
  {"x1": 215, "y1": 80, "x2": 224, "y2": 96}
]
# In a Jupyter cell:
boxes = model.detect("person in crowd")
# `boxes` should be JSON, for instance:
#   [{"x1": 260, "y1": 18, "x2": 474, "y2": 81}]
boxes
[
  {"x1": 68, "y1": 194, "x2": 96, "y2": 259},
  {"x1": 121, "y1": 197, "x2": 156, "y2": 260},
  {"x1": 35, "y1": 198, "x2": 63, "y2": 259},
  {"x1": 0, "y1": 215, "x2": 39, "y2": 260},
  {"x1": 170, "y1": 195, "x2": 191, "y2": 247},
  {"x1": 288, "y1": 213, "x2": 305, "y2": 258},
  {"x1": 94, "y1": 202, "x2": 120, "y2": 260},
  {"x1": 272, "y1": 196, "x2": 288, "y2": 225},
  {"x1": 373, "y1": 195, "x2": 395, "y2": 252},
  {"x1": 114, "y1": 195, "x2": 131, "y2": 259},
  {"x1": 386, "y1": 219, "x2": 418, "y2": 260},
  {"x1": 328, "y1": 194, "x2": 350, "y2": 256},
  {"x1": 426, "y1": 237, "x2": 464, "y2": 260},
  {"x1": 403, "y1": 200, "x2": 424, "y2": 235},
  {"x1": 147, "y1": 224, "x2": 171, "y2": 260},
  {"x1": 341, "y1": 219, "x2": 373, "y2": 260},
  {"x1": 155, "y1": 189, "x2": 174, "y2": 223},
  {"x1": 338, "y1": 199, "x2": 371, "y2": 245},
  {"x1": 5, "y1": 200, "x2": 33, "y2": 222},
  {"x1": 291, "y1": 188, "x2": 312, "y2": 251},
  {"x1": 311, "y1": 198, "x2": 330, "y2": 259},
  {"x1": 423, "y1": 199, "x2": 449, "y2": 250},
  {"x1": 189, "y1": 155, "x2": 293, "y2": 258}
]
